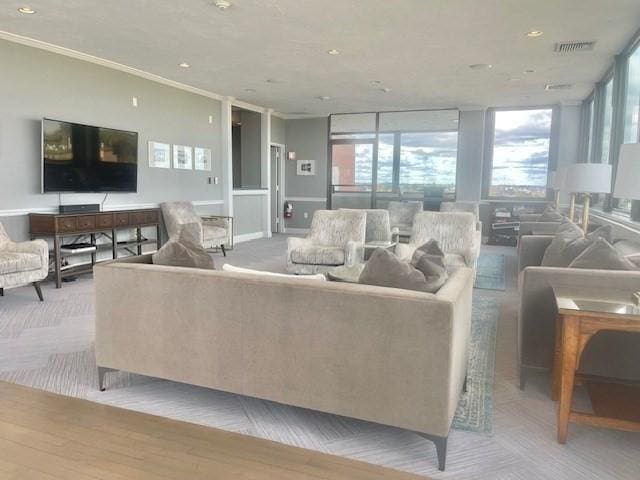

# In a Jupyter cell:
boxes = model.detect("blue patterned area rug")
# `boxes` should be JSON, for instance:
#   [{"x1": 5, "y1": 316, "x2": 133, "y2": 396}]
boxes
[
  {"x1": 452, "y1": 295, "x2": 499, "y2": 434},
  {"x1": 474, "y1": 253, "x2": 506, "y2": 291}
]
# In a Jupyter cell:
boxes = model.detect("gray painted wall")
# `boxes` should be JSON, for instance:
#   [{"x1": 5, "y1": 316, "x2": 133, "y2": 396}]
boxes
[
  {"x1": 283, "y1": 117, "x2": 328, "y2": 229},
  {"x1": 233, "y1": 194, "x2": 268, "y2": 235},
  {"x1": 0, "y1": 39, "x2": 223, "y2": 240},
  {"x1": 239, "y1": 110, "x2": 262, "y2": 188},
  {"x1": 271, "y1": 116, "x2": 286, "y2": 145}
]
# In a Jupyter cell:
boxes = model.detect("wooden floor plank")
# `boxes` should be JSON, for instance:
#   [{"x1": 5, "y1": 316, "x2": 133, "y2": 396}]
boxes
[{"x1": 0, "y1": 382, "x2": 427, "y2": 480}]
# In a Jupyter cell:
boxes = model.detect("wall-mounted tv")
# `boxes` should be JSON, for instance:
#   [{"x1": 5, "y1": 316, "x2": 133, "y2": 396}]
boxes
[{"x1": 42, "y1": 118, "x2": 138, "y2": 193}]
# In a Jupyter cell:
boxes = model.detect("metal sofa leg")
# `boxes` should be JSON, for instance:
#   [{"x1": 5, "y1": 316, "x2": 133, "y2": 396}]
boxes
[
  {"x1": 33, "y1": 282, "x2": 43, "y2": 302},
  {"x1": 463, "y1": 374, "x2": 469, "y2": 393},
  {"x1": 98, "y1": 367, "x2": 117, "y2": 391},
  {"x1": 417, "y1": 433, "x2": 448, "y2": 471},
  {"x1": 0, "y1": 287, "x2": 3, "y2": 296}
]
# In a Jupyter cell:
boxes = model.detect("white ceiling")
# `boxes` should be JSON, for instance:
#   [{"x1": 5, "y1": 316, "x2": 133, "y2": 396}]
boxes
[{"x1": 2, "y1": 0, "x2": 640, "y2": 117}]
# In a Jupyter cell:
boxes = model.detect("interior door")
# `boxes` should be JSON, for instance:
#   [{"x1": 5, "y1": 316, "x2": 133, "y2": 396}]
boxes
[{"x1": 270, "y1": 145, "x2": 280, "y2": 233}]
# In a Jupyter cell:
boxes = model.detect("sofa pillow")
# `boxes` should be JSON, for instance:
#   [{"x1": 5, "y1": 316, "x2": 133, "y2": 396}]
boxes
[
  {"x1": 541, "y1": 221, "x2": 585, "y2": 267},
  {"x1": 152, "y1": 224, "x2": 214, "y2": 269},
  {"x1": 359, "y1": 248, "x2": 430, "y2": 292},
  {"x1": 540, "y1": 207, "x2": 564, "y2": 222},
  {"x1": 410, "y1": 240, "x2": 448, "y2": 292},
  {"x1": 569, "y1": 238, "x2": 637, "y2": 271},
  {"x1": 222, "y1": 263, "x2": 326, "y2": 280}
]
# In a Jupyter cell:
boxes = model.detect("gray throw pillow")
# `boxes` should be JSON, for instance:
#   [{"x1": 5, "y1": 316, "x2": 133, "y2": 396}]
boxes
[
  {"x1": 540, "y1": 207, "x2": 564, "y2": 222},
  {"x1": 541, "y1": 221, "x2": 585, "y2": 267},
  {"x1": 359, "y1": 248, "x2": 430, "y2": 292},
  {"x1": 153, "y1": 224, "x2": 215, "y2": 269},
  {"x1": 410, "y1": 240, "x2": 448, "y2": 292},
  {"x1": 569, "y1": 238, "x2": 637, "y2": 271}
]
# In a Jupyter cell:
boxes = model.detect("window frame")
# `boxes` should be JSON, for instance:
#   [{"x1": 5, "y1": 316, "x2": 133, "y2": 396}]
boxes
[{"x1": 482, "y1": 105, "x2": 558, "y2": 201}]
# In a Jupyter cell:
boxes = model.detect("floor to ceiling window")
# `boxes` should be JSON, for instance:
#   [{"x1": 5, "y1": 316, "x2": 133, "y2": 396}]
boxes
[
  {"x1": 601, "y1": 77, "x2": 614, "y2": 163},
  {"x1": 329, "y1": 110, "x2": 459, "y2": 209},
  {"x1": 485, "y1": 108, "x2": 554, "y2": 199}
]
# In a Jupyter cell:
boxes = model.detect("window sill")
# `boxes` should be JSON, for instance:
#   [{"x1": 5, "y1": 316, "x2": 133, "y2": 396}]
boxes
[{"x1": 590, "y1": 208, "x2": 640, "y2": 236}]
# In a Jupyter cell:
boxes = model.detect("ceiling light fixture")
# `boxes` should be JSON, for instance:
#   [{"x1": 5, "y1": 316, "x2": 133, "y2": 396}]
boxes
[
  {"x1": 179, "y1": 62, "x2": 190, "y2": 68},
  {"x1": 469, "y1": 63, "x2": 492, "y2": 70},
  {"x1": 327, "y1": 49, "x2": 340, "y2": 56},
  {"x1": 370, "y1": 80, "x2": 381, "y2": 85},
  {"x1": 317, "y1": 96, "x2": 330, "y2": 101},
  {"x1": 527, "y1": 30, "x2": 543, "y2": 37},
  {"x1": 214, "y1": 0, "x2": 231, "y2": 9},
  {"x1": 18, "y1": 6, "x2": 36, "y2": 14},
  {"x1": 380, "y1": 87, "x2": 392, "y2": 93}
]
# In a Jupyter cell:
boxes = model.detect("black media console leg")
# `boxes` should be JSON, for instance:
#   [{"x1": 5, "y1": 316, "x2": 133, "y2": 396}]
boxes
[
  {"x1": 33, "y1": 282, "x2": 43, "y2": 302},
  {"x1": 0, "y1": 288, "x2": 4, "y2": 296},
  {"x1": 417, "y1": 433, "x2": 448, "y2": 471},
  {"x1": 98, "y1": 367, "x2": 116, "y2": 391},
  {"x1": 221, "y1": 244, "x2": 226, "y2": 257}
]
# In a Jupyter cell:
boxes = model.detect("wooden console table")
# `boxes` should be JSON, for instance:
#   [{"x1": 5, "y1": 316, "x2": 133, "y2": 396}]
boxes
[
  {"x1": 552, "y1": 286, "x2": 640, "y2": 443},
  {"x1": 30, "y1": 209, "x2": 161, "y2": 288}
]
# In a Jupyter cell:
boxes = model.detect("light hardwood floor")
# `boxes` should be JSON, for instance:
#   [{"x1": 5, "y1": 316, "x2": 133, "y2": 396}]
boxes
[{"x1": 0, "y1": 381, "x2": 426, "y2": 480}]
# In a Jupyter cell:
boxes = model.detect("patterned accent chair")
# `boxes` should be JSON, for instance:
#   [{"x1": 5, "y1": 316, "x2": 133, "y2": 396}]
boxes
[
  {"x1": 287, "y1": 210, "x2": 367, "y2": 274},
  {"x1": 387, "y1": 201, "x2": 423, "y2": 239},
  {"x1": 440, "y1": 201, "x2": 482, "y2": 248},
  {"x1": 396, "y1": 212, "x2": 480, "y2": 274},
  {"x1": 160, "y1": 202, "x2": 230, "y2": 256},
  {"x1": 339, "y1": 208, "x2": 397, "y2": 260},
  {"x1": 0, "y1": 222, "x2": 49, "y2": 301}
]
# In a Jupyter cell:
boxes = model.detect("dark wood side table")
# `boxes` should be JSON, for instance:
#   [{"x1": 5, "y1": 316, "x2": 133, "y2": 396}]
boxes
[
  {"x1": 552, "y1": 286, "x2": 640, "y2": 443},
  {"x1": 30, "y1": 209, "x2": 161, "y2": 288}
]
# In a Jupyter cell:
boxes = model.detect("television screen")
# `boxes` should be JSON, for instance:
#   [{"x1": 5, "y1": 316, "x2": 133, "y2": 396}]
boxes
[{"x1": 42, "y1": 118, "x2": 138, "y2": 193}]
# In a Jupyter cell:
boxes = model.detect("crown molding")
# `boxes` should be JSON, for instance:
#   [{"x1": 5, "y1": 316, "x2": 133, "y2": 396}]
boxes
[{"x1": 0, "y1": 30, "x2": 268, "y2": 113}]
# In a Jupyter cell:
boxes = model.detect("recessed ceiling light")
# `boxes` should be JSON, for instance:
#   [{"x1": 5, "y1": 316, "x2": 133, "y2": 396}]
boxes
[
  {"x1": 380, "y1": 87, "x2": 392, "y2": 93},
  {"x1": 265, "y1": 79, "x2": 277, "y2": 83},
  {"x1": 214, "y1": 0, "x2": 231, "y2": 9},
  {"x1": 244, "y1": 88, "x2": 256, "y2": 93},
  {"x1": 317, "y1": 95, "x2": 330, "y2": 101},
  {"x1": 18, "y1": 6, "x2": 36, "y2": 14},
  {"x1": 179, "y1": 62, "x2": 190, "y2": 68},
  {"x1": 469, "y1": 63, "x2": 492, "y2": 70},
  {"x1": 524, "y1": 69, "x2": 536, "y2": 74},
  {"x1": 527, "y1": 30, "x2": 544, "y2": 38},
  {"x1": 370, "y1": 80, "x2": 381, "y2": 85},
  {"x1": 327, "y1": 49, "x2": 340, "y2": 56}
]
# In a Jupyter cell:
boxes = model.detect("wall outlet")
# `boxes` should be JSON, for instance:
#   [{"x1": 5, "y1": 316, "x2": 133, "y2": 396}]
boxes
[
  {"x1": 303, "y1": 212, "x2": 308, "y2": 219},
  {"x1": 213, "y1": 176, "x2": 219, "y2": 185}
]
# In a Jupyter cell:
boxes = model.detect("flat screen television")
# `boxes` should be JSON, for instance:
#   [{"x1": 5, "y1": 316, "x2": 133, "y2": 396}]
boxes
[{"x1": 42, "y1": 118, "x2": 138, "y2": 193}]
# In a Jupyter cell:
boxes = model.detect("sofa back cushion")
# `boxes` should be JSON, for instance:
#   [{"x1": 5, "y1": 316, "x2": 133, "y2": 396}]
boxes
[
  {"x1": 387, "y1": 201, "x2": 423, "y2": 227},
  {"x1": 153, "y1": 224, "x2": 214, "y2": 269},
  {"x1": 359, "y1": 248, "x2": 431, "y2": 292},
  {"x1": 540, "y1": 206, "x2": 564, "y2": 222},
  {"x1": 308, "y1": 210, "x2": 366, "y2": 247},
  {"x1": 410, "y1": 211, "x2": 476, "y2": 256},
  {"x1": 569, "y1": 238, "x2": 637, "y2": 271}
]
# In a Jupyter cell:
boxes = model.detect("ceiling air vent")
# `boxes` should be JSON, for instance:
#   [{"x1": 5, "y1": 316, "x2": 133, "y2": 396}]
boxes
[
  {"x1": 545, "y1": 84, "x2": 573, "y2": 91},
  {"x1": 554, "y1": 41, "x2": 596, "y2": 53}
]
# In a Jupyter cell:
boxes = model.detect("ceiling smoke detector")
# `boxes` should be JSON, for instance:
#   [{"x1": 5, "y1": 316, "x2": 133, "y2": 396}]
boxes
[{"x1": 214, "y1": 0, "x2": 231, "y2": 10}]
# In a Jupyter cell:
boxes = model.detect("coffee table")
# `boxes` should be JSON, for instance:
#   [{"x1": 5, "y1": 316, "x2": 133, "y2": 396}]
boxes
[{"x1": 552, "y1": 286, "x2": 640, "y2": 443}]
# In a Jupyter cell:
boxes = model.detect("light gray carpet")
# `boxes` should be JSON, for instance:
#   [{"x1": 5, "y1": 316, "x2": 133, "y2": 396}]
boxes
[{"x1": 1, "y1": 237, "x2": 639, "y2": 479}]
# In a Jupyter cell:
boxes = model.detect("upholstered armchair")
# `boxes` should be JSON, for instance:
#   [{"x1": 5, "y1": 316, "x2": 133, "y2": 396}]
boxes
[
  {"x1": 396, "y1": 212, "x2": 480, "y2": 273},
  {"x1": 160, "y1": 201, "x2": 231, "y2": 256},
  {"x1": 0, "y1": 222, "x2": 49, "y2": 301},
  {"x1": 440, "y1": 201, "x2": 482, "y2": 249},
  {"x1": 387, "y1": 201, "x2": 423, "y2": 238},
  {"x1": 287, "y1": 210, "x2": 367, "y2": 274}
]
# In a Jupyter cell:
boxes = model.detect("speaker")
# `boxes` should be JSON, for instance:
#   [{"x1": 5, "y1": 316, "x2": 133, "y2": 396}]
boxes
[{"x1": 59, "y1": 204, "x2": 101, "y2": 214}]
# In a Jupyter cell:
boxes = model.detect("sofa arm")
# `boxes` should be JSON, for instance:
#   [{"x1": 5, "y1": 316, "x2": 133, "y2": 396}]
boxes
[
  {"x1": 201, "y1": 216, "x2": 229, "y2": 230},
  {"x1": 345, "y1": 241, "x2": 365, "y2": 266},
  {"x1": 7, "y1": 239, "x2": 49, "y2": 259},
  {"x1": 286, "y1": 236, "x2": 309, "y2": 262},
  {"x1": 518, "y1": 235, "x2": 553, "y2": 272}
]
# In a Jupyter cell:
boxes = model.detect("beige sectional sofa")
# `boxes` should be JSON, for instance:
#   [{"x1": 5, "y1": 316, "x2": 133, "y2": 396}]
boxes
[{"x1": 94, "y1": 255, "x2": 474, "y2": 471}]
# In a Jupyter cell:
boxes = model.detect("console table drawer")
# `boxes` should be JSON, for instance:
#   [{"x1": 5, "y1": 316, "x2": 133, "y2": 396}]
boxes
[
  {"x1": 56, "y1": 217, "x2": 77, "y2": 232},
  {"x1": 115, "y1": 213, "x2": 129, "y2": 226},
  {"x1": 96, "y1": 214, "x2": 114, "y2": 228},
  {"x1": 144, "y1": 211, "x2": 159, "y2": 224},
  {"x1": 77, "y1": 215, "x2": 96, "y2": 230},
  {"x1": 130, "y1": 212, "x2": 145, "y2": 225}
]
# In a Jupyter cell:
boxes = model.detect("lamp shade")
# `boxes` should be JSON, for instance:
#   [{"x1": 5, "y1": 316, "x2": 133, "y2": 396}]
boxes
[
  {"x1": 565, "y1": 163, "x2": 612, "y2": 194},
  {"x1": 552, "y1": 167, "x2": 568, "y2": 191},
  {"x1": 613, "y1": 143, "x2": 640, "y2": 200}
]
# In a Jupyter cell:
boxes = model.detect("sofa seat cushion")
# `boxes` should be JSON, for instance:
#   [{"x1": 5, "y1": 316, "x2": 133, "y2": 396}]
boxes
[
  {"x1": 203, "y1": 225, "x2": 227, "y2": 242},
  {"x1": 0, "y1": 252, "x2": 42, "y2": 275},
  {"x1": 290, "y1": 245, "x2": 345, "y2": 266}
]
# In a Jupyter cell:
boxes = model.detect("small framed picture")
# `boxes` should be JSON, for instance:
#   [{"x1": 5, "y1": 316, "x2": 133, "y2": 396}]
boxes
[
  {"x1": 148, "y1": 141, "x2": 171, "y2": 168},
  {"x1": 297, "y1": 159, "x2": 316, "y2": 176},
  {"x1": 173, "y1": 145, "x2": 193, "y2": 170},
  {"x1": 194, "y1": 147, "x2": 212, "y2": 171}
]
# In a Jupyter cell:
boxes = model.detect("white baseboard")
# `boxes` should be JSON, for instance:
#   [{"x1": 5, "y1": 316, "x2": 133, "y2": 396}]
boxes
[
  {"x1": 283, "y1": 227, "x2": 309, "y2": 235},
  {"x1": 234, "y1": 231, "x2": 268, "y2": 244}
]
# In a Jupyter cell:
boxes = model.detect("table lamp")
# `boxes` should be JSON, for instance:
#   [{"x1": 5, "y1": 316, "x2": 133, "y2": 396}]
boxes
[
  {"x1": 551, "y1": 167, "x2": 568, "y2": 210},
  {"x1": 565, "y1": 163, "x2": 612, "y2": 232},
  {"x1": 613, "y1": 143, "x2": 640, "y2": 222}
]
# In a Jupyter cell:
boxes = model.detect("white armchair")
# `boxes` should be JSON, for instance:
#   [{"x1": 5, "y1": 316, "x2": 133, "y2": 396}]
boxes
[
  {"x1": 440, "y1": 201, "x2": 482, "y2": 249},
  {"x1": 396, "y1": 212, "x2": 480, "y2": 274},
  {"x1": 287, "y1": 210, "x2": 367, "y2": 274},
  {"x1": 0, "y1": 222, "x2": 49, "y2": 301},
  {"x1": 387, "y1": 201, "x2": 423, "y2": 238},
  {"x1": 160, "y1": 201, "x2": 231, "y2": 255}
]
